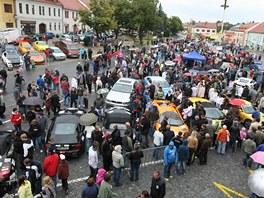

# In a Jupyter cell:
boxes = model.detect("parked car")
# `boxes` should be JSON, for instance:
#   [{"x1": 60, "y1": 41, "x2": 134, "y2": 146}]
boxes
[
  {"x1": 105, "y1": 78, "x2": 138, "y2": 108},
  {"x1": 49, "y1": 47, "x2": 66, "y2": 60},
  {"x1": 45, "y1": 32, "x2": 55, "y2": 39},
  {"x1": 46, "y1": 108, "x2": 86, "y2": 157},
  {"x1": 18, "y1": 42, "x2": 34, "y2": 55},
  {"x1": 57, "y1": 40, "x2": 79, "y2": 58},
  {"x1": 33, "y1": 41, "x2": 49, "y2": 52},
  {"x1": 144, "y1": 76, "x2": 172, "y2": 97},
  {"x1": 1, "y1": 45, "x2": 17, "y2": 53},
  {"x1": 153, "y1": 100, "x2": 189, "y2": 135},
  {"x1": 234, "y1": 77, "x2": 256, "y2": 89},
  {"x1": 12, "y1": 35, "x2": 32, "y2": 45},
  {"x1": 60, "y1": 34, "x2": 73, "y2": 42},
  {"x1": 28, "y1": 50, "x2": 45, "y2": 65},
  {"x1": 65, "y1": 32, "x2": 79, "y2": 42},
  {"x1": 103, "y1": 107, "x2": 132, "y2": 137},
  {"x1": 0, "y1": 131, "x2": 16, "y2": 186},
  {"x1": 1, "y1": 51, "x2": 23, "y2": 70}
]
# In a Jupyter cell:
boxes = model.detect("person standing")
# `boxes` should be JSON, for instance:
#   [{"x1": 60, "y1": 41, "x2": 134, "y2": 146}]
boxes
[
  {"x1": 50, "y1": 90, "x2": 60, "y2": 116},
  {"x1": 61, "y1": 78, "x2": 70, "y2": 107},
  {"x1": 163, "y1": 141, "x2": 177, "y2": 181},
  {"x1": 101, "y1": 135, "x2": 113, "y2": 171},
  {"x1": 35, "y1": 109, "x2": 48, "y2": 153},
  {"x1": 57, "y1": 154, "x2": 69, "y2": 195},
  {"x1": 199, "y1": 133, "x2": 212, "y2": 165},
  {"x1": 112, "y1": 145, "x2": 124, "y2": 187},
  {"x1": 20, "y1": 133, "x2": 34, "y2": 170},
  {"x1": 42, "y1": 176, "x2": 56, "y2": 198},
  {"x1": 0, "y1": 90, "x2": 6, "y2": 118},
  {"x1": 96, "y1": 168, "x2": 106, "y2": 186},
  {"x1": 187, "y1": 131, "x2": 198, "y2": 166},
  {"x1": 150, "y1": 171, "x2": 166, "y2": 198},
  {"x1": 98, "y1": 173, "x2": 119, "y2": 198},
  {"x1": 91, "y1": 126, "x2": 103, "y2": 146},
  {"x1": 43, "y1": 148, "x2": 59, "y2": 189},
  {"x1": 242, "y1": 135, "x2": 256, "y2": 169},
  {"x1": 17, "y1": 92, "x2": 27, "y2": 119},
  {"x1": 216, "y1": 125, "x2": 229, "y2": 155},
  {"x1": 88, "y1": 141, "x2": 99, "y2": 179},
  {"x1": 81, "y1": 177, "x2": 99, "y2": 198},
  {"x1": 153, "y1": 127, "x2": 163, "y2": 160},
  {"x1": 28, "y1": 119, "x2": 42, "y2": 152},
  {"x1": 0, "y1": 67, "x2": 7, "y2": 91},
  {"x1": 10, "y1": 107, "x2": 22, "y2": 132},
  {"x1": 128, "y1": 143, "x2": 144, "y2": 182},
  {"x1": 18, "y1": 175, "x2": 33, "y2": 198},
  {"x1": 86, "y1": 72, "x2": 93, "y2": 94},
  {"x1": 85, "y1": 124, "x2": 95, "y2": 153},
  {"x1": 141, "y1": 114, "x2": 151, "y2": 148},
  {"x1": 176, "y1": 139, "x2": 189, "y2": 175}
]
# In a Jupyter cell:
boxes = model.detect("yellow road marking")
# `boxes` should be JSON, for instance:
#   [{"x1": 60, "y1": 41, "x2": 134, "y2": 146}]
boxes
[{"x1": 213, "y1": 182, "x2": 248, "y2": 198}]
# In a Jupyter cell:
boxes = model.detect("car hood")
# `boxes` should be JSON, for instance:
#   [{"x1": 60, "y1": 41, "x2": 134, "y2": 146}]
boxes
[
  {"x1": 53, "y1": 52, "x2": 66, "y2": 56},
  {"x1": 106, "y1": 91, "x2": 130, "y2": 103},
  {"x1": 53, "y1": 134, "x2": 78, "y2": 144},
  {"x1": 8, "y1": 58, "x2": 21, "y2": 63}
]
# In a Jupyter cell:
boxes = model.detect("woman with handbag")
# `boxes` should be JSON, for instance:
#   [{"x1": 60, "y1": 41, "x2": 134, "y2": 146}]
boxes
[{"x1": 216, "y1": 125, "x2": 229, "y2": 155}]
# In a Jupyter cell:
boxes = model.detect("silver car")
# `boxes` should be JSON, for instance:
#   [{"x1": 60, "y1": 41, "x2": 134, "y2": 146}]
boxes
[
  {"x1": 50, "y1": 47, "x2": 66, "y2": 60},
  {"x1": 105, "y1": 78, "x2": 138, "y2": 108}
]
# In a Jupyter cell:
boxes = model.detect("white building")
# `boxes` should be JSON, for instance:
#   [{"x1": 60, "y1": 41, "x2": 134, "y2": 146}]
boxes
[
  {"x1": 192, "y1": 22, "x2": 217, "y2": 36},
  {"x1": 15, "y1": 0, "x2": 63, "y2": 35}
]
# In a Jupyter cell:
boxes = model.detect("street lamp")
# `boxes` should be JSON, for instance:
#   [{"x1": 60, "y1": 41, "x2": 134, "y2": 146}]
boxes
[{"x1": 220, "y1": 0, "x2": 229, "y2": 37}]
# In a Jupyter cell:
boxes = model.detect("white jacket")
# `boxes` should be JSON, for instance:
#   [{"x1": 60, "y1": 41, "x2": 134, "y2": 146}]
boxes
[
  {"x1": 112, "y1": 145, "x2": 124, "y2": 168},
  {"x1": 88, "y1": 146, "x2": 98, "y2": 169}
]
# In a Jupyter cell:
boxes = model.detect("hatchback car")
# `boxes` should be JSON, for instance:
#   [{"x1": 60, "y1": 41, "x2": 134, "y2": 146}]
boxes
[
  {"x1": 33, "y1": 41, "x2": 49, "y2": 52},
  {"x1": 144, "y1": 76, "x2": 172, "y2": 97},
  {"x1": 46, "y1": 108, "x2": 86, "y2": 157},
  {"x1": 58, "y1": 40, "x2": 79, "y2": 58},
  {"x1": 105, "y1": 78, "x2": 138, "y2": 108},
  {"x1": 12, "y1": 35, "x2": 32, "y2": 45},
  {"x1": 18, "y1": 42, "x2": 34, "y2": 55},
  {"x1": 2, "y1": 51, "x2": 23, "y2": 70},
  {"x1": 49, "y1": 47, "x2": 66, "y2": 61},
  {"x1": 29, "y1": 51, "x2": 45, "y2": 65}
]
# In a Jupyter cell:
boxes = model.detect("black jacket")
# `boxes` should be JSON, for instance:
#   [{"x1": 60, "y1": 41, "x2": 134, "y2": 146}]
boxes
[
  {"x1": 128, "y1": 150, "x2": 143, "y2": 166},
  {"x1": 163, "y1": 130, "x2": 175, "y2": 146},
  {"x1": 91, "y1": 130, "x2": 103, "y2": 144},
  {"x1": 150, "y1": 177, "x2": 166, "y2": 198},
  {"x1": 101, "y1": 140, "x2": 112, "y2": 159}
]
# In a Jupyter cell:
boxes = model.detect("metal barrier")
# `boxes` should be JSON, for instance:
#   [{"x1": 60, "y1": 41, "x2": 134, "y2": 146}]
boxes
[{"x1": 124, "y1": 145, "x2": 166, "y2": 169}]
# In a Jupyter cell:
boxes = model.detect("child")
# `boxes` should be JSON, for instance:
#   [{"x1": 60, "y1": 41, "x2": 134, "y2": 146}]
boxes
[
  {"x1": 57, "y1": 154, "x2": 69, "y2": 194},
  {"x1": 96, "y1": 168, "x2": 106, "y2": 186}
]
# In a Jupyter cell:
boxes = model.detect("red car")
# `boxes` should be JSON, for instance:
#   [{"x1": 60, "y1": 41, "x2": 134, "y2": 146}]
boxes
[{"x1": 12, "y1": 35, "x2": 32, "y2": 45}]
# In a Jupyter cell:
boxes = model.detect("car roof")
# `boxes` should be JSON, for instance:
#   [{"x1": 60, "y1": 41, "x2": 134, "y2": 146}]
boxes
[
  {"x1": 153, "y1": 100, "x2": 180, "y2": 114},
  {"x1": 188, "y1": 97, "x2": 210, "y2": 103},
  {"x1": 55, "y1": 114, "x2": 80, "y2": 124},
  {"x1": 20, "y1": 42, "x2": 30, "y2": 45},
  {"x1": 116, "y1": 78, "x2": 137, "y2": 85},
  {"x1": 60, "y1": 40, "x2": 75, "y2": 44}
]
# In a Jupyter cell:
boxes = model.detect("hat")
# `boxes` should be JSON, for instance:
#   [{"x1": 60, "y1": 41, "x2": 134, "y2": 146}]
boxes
[{"x1": 60, "y1": 154, "x2": 65, "y2": 160}]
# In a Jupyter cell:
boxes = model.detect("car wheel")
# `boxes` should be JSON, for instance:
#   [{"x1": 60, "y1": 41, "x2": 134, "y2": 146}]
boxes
[{"x1": 244, "y1": 119, "x2": 251, "y2": 129}]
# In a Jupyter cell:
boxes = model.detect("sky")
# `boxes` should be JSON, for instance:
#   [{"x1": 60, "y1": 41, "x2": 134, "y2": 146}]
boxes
[{"x1": 159, "y1": 0, "x2": 264, "y2": 24}]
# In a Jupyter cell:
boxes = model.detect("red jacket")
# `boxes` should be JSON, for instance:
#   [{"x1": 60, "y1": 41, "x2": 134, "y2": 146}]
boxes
[
  {"x1": 43, "y1": 154, "x2": 59, "y2": 176},
  {"x1": 57, "y1": 160, "x2": 69, "y2": 179},
  {"x1": 60, "y1": 80, "x2": 69, "y2": 92},
  {"x1": 52, "y1": 75, "x2": 59, "y2": 84},
  {"x1": 10, "y1": 112, "x2": 22, "y2": 126}
]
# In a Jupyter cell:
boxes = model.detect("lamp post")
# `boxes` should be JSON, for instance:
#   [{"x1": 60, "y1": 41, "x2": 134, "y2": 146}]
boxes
[{"x1": 220, "y1": 0, "x2": 229, "y2": 39}]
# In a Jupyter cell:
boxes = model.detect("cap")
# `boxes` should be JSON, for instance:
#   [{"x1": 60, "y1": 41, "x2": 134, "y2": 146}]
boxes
[{"x1": 60, "y1": 154, "x2": 65, "y2": 160}]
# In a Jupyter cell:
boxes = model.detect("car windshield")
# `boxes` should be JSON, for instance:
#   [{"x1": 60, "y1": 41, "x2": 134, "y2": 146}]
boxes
[
  {"x1": 68, "y1": 45, "x2": 78, "y2": 50},
  {"x1": 109, "y1": 123, "x2": 126, "y2": 130},
  {"x1": 204, "y1": 108, "x2": 224, "y2": 119},
  {"x1": 243, "y1": 105, "x2": 255, "y2": 114},
  {"x1": 53, "y1": 123, "x2": 76, "y2": 135},
  {"x1": 160, "y1": 111, "x2": 183, "y2": 126},
  {"x1": 112, "y1": 83, "x2": 132, "y2": 93},
  {"x1": 30, "y1": 52, "x2": 41, "y2": 56},
  {"x1": 37, "y1": 42, "x2": 46, "y2": 46},
  {"x1": 153, "y1": 80, "x2": 170, "y2": 88},
  {"x1": 53, "y1": 48, "x2": 62, "y2": 53},
  {"x1": 7, "y1": 54, "x2": 18, "y2": 59},
  {"x1": 239, "y1": 79, "x2": 250, "y2": 84},
  {"x1": 23, "y1": 45, "x2": 32, "y2": 50}
]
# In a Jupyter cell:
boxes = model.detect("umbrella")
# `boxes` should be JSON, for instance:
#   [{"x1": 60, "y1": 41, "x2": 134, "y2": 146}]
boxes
[
  {"x1": 183, "y1": 73, "x2": 192, "y2": 77},
  {"x1": 250, "y1": 151, "x2": 264, "y2": 165},
  {"x1": 92, "y1": 54, "x2": 102, "y2": 59},
  {"x1": 208, "y1": 69, "x2": 219, "y2": 73},
  {"x1": 248, "y1": 169, "x2": 264, "y2": 197},
  {"x1": 97, "y1": 88, "x2": 109, "y2": 95},
  {"x1": 198, "y1": 71, "x2": 209, "y2": 76},
  {"x1": 79, "y1": 113, "x2": 98, "y2": 126},
  {"x1": 229, "y1": 99, "x2": 246, "y2": 106},
  {"x1": 23, "y1": 97, "x2": 45, "y2": 106}
]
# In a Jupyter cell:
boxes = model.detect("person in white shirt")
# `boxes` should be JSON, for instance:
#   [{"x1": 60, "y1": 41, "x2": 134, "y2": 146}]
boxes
[
  {"x1": 183, "y1": 102, "x2": 193, "y2": 128},
  {"x1": 153, "y1": 128, "x2": 164, "y2": 160},
  {"x1": 209, "y1": 88, "x2": 218, "y2": 103},
  {"x1": 85, "y1": 125, "x2": 95, "y2": 153},
  {"x1": 88, "y1": 141, "x2": 99, "y2": 179},
  {"x1": 70, "y1": 76, "x2": 78, "y2": 89},
  {"x1": 191, "y1": 85, "x2": 198, "y2": 97}
]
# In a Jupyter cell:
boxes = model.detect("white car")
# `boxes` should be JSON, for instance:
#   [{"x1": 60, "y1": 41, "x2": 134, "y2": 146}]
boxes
[
  {"x1": 105, "y1": 78, "x2": 138, "y2": 108},
  {"x1": 1, "y1": 51, "x2": 23, "y2": 70},
  {"x1": 50, "y1": 47, "x2": 66, "y2": 60},
  {"x1": 234, "y1": 77, "x2": 256, "y2": 89}
]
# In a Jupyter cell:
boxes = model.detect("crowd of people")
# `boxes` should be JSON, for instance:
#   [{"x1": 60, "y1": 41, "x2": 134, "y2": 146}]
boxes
[{"x1": 0, "y1": 37, "x2": 264, "y2": 198}]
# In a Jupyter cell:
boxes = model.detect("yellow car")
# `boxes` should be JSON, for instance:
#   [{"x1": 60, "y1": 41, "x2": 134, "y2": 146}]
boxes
[
  {"x1": 188, "y1": 97, "x2": 225, "y2": 124},
  {"x1": 18, "y1": 42, "x2": 34, "y2": 55},
  {"x1": 33, "y1": 41, "x2": 49, "y2": 52},
  {"x1": 153, "y1": 100, "x2": 189, "y2": 135},
  {"x1": 229, "y1": 99, "x2": 264, "y2": 128}
]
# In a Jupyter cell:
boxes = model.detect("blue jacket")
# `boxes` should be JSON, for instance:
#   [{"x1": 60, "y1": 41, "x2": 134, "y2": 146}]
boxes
[
  {"x1": 178, "y1": 139, "x2": 189, "y2": 162},
  {"x1": 164, "y1": 141, "x2": 177, "y2": 165}
]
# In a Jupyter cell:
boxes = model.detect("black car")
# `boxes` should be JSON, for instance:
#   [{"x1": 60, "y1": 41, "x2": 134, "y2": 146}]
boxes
[
  {"x1": 46, "y1": 108, "x2": 86, "y2": 157},
  {"x1": 0, "y1": 131, "x2": 16, "y2": 186},
  {"x1": 103, "y1": 107, "x2": 132, "y2": 137}
]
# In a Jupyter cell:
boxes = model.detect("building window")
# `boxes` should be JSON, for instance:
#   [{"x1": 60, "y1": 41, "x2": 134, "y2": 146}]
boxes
[
  {"x1": 39, "y1": 6, "x2": 41, "y2": 15},
  {"x1": 58, "y1": 23, "x2": 61, "y2": 30},
  {"x1": 32, "y1": 5, "x2": 35, "y2": 14},
  {"x1": 4, "y1": 4, "x2": 12, "y2": 13},
  {"x1": 6, "y1": 23, "x2": 14, "y2": 28},
  {"x1": 202, "y1": 29, "x2": 205, "y2": 32},
  {"x1": 207, "y1": 30, "x2": 210, "y2": 33},
  {"x1": 49, "y1": 22, "x2": 52, "y2": 31},
  {"x1": 196, "y1": 29, "x2": 199, "y2": 32},
  {"x1": 42, "y1": 6, "x2": 45, "y2": 15},
  {"x1": 72, "y1": 12, "x2": 74, "y2": 19},
  {"x1": 54, "y1": 23, "x2": 56, "y2": 30},
  {"x1": 58, "y1": 9, "x2": 60, "y2": 17},
  {"x1": 19, "y1": 3, "x2": 22, "y2": 13},
  {"x1": 54, "y1": 8, "x2": 56, "y2": 16},
  {"x1": 26, "y1": 4, "x2": 29, "y2": 14},
  {"x1": 65, "y1": 11, "x2": 69, "y2": 18},
  {"x1": 212, "y1": 30, "x2": 216, "y2": 33},
  {"x1": 49, "y1": 7, "x2": 51, "y2": 16}
]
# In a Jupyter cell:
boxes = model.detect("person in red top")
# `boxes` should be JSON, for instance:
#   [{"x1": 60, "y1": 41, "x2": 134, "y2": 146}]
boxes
[
  {"x1": 60, "y1": 78, "x2": 70, "y2": 106},
  {"x1": 52, "y1": 75, "x2": 60, "y2": 93},
  {"x1": 107, "y1": 52, "x2": 112, "y2": 68},
  {"x1": 10, "y1": 107, "x2": 22, "y2": 131},
  {"x1": 216, "y1": 125, "x2": 229, "y2": 155},
  {"x1": 43, "y1": 148, "x2": 59, "y2": 190}
]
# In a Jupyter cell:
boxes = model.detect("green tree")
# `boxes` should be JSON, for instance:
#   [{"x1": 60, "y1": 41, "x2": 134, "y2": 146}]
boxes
[
  {"x1": 79, "y1": 0, "x2": 117, "y2": 36},
  {"x1": 167, "y1": 16, "x2": 183, "y2": 36}
]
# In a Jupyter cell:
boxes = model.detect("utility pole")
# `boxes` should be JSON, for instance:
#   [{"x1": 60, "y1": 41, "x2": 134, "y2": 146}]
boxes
[{"x1": 220, "y1": 0, "x2": 229, "y2": 36}]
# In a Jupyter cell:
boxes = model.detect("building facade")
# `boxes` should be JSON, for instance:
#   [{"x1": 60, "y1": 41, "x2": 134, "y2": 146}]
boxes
[
  {"x1": 0, "y1": 0, "x2": 16, "y2": 29},
  {"x1": 233, "y1": 23, "x2": 259, "y2": 45},
  {"x1": 192, "y1": 22, "x2": 217, "y2": 36},
  {"x1": 246, "y1": 22, "x2": 264, "y2": 51}
]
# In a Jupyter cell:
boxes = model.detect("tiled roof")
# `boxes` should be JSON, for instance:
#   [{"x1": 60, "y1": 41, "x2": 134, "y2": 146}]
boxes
[
  {"x1": 236, "y1": 23, "x2": 258, "y2": 32},
  {"x1": 249, "y1": 22, "x2": 264, "y2": 34},
  {"x1": 193, "y1": 22, "x2": 217, "y2": 29},
  {"x1": 34, "y1": 0, "x2": 62, "y2": 6},
  {"x1": 59, "y1": 0, "x2": 86, "y2": 11}
]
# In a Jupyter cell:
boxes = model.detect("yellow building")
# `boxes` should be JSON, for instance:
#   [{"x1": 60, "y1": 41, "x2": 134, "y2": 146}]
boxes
[{"x1": 0, "y1": 0, "x2": 16, "y2": 29}]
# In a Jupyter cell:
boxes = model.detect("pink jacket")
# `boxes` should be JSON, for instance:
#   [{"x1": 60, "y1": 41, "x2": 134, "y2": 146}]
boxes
[
  {"x1": 96, "y1": 168, "x2": 106, "y2": 186},
  {"x1": 240, "y1": 128, "x2": 247, "y2": 140}
]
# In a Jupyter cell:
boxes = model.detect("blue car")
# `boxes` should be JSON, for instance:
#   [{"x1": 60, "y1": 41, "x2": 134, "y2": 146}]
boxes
[
  {"x1": 144, "y1": 76, "x2": 172, "y2": 97},
  {"x1": 45, "y1": 32, "x2": 55, "y2": 39}
]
